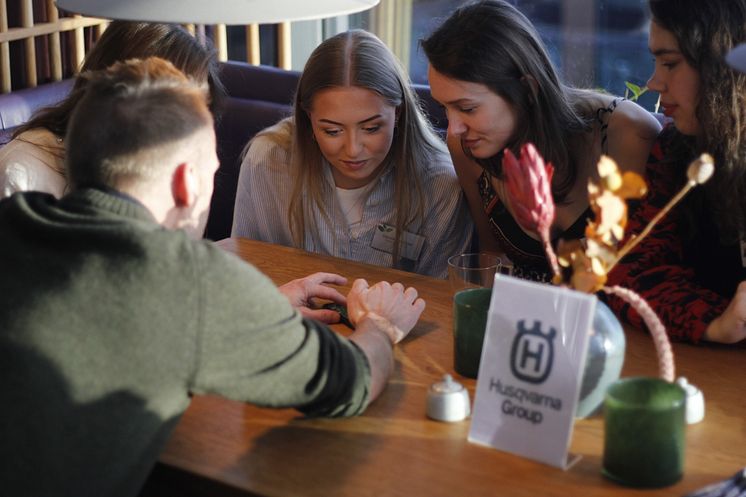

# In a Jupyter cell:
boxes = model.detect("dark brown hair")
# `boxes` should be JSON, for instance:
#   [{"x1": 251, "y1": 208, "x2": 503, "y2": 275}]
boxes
[
  {"x1": 13, "y1": 21, "x2": 222, "y2": 140},
  {"x1": 421, "y1": 0, "x2": 599, "y2": 201},
  {"x1": 649, "y1": 0, "x2": 746, "y2": 241}
]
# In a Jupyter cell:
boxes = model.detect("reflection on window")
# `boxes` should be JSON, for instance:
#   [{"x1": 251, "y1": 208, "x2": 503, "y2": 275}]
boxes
[
  {"x1": 405, "y1": 0, "x2": 657, "y2": 110},
  {"x1": 219, "y1": 0, "x2": 658, "y2": 112}
]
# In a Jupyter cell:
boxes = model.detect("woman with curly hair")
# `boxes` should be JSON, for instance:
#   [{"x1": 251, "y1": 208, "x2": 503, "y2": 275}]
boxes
[{"x1": 607, "y1": 0, "x2": 746, "y2": 344}]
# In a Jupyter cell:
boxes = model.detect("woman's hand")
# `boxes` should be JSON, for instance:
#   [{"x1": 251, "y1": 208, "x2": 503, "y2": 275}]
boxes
[
  {"x1": 705, "y1": 281, "x2": 746, "y2": 344},
  {"x1": 347, "y1": 279, "x2": 426, "y2": 344}
]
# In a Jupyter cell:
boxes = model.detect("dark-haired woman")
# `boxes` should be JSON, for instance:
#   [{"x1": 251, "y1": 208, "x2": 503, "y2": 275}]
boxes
[
  {"x1": 422, "y1": 0, "x2": 660, "y2": 282},
  {"x1": 0, "y1": 21, "x2": 222, "y2": 198},
  {"x1": 607, "y1": 0, "x2": 746, "y2": 344}
]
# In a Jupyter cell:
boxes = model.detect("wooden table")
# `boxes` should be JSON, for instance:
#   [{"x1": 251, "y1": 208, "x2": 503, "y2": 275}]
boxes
[{"x1": 147, "y1": 238, "x2": 746, "y2": 497}]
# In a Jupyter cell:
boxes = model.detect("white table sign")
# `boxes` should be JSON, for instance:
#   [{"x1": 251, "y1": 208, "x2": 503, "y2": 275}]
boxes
[{"x1": 468, "y1": 274, "x2": 596, "y2": 469}]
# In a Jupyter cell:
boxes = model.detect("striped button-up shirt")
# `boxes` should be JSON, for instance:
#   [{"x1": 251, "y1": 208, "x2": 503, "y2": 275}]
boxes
[{"x1": 232, "y1": 122, "x2": 473, "y2": 279}]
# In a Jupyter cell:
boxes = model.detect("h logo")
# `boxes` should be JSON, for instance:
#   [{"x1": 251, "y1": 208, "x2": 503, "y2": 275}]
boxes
[{"x1": 510, "y1": 320, "x2": 556, "y2": 384}]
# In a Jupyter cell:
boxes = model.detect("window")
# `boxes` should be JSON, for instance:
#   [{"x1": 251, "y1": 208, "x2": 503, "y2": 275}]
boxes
[
  {"x1": 283, "y1": 0, "x2": 657, "y2": 111},
  {"x1": 403, "y1": 0, "x2": 657, "y2": 110},
  {"x1": 218, "y1": 0, "x2": 658, "y2": 111}
]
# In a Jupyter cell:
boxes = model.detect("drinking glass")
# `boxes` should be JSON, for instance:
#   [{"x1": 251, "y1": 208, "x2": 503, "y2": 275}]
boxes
[
  {"x1": 447, "y1": 253, "x2": 511, "y2": 293},
  {"x1": 453, "y1": 287, "x2": 492, "y2": 378}
]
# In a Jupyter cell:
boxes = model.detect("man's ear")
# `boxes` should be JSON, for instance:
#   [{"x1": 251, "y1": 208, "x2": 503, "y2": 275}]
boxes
[{"x1": 171, "y1": 162, "x2": 198, "y2": 207}]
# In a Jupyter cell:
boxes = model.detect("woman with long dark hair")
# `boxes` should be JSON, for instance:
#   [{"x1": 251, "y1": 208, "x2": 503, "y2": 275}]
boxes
[
  {"x1": 422, "y1": 0, "x2": 660, "y2": 282},
  {"x1": 607, "y1": 0, "x2": 746, "y2": 344},
  {"x1": 0, "y1": 21, "x2": 222, "y2": 198}
]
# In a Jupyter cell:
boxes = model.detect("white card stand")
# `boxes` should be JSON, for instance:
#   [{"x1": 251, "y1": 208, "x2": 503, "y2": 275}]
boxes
[{"x1": 468, "y1": 274, "x2": 596, "y2": 469}]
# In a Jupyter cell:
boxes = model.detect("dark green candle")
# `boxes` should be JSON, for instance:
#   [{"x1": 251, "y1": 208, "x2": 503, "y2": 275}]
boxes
[
  {"x1": 453, "y1": 288, "x2": 492, "y2": 378},
  {"x1": 603, "y1": 377, "x2": 686, "y2": 488}
]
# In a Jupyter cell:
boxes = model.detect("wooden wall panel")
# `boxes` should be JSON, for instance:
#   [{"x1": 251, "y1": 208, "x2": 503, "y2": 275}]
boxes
[
  {"x1": 0, "y1": 0, "x2": 305, "y2": 93},
  {"x1": 0, "y1": 0, "x2": 108, "y2": 92},
  {"x1": 0, "y1": 0, "x2": 10, "y2": 92}
]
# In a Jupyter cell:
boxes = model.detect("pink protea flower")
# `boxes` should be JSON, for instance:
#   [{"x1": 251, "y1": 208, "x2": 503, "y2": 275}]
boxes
[{"x1": 502, "y1": 143, "x2": 560, "y2": 279}]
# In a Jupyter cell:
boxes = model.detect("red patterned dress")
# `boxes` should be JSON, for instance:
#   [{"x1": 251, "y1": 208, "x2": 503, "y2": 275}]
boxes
[{"x1": 605, "y1": 125, "x2": 744, "y2": 343}]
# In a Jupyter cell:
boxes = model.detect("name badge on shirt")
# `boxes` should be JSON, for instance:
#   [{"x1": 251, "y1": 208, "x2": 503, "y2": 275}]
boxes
[{"x1": 371, "y1": 223, "x2": 425, "y2": 261}]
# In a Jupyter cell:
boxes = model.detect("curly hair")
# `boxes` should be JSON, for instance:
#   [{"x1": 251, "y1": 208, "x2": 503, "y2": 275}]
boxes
[{"x1": 650, "y1": 0, "x2": 746, "y2": 242}]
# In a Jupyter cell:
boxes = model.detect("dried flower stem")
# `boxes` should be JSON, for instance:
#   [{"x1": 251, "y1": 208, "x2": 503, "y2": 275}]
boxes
[
  {"x1": 603, "y1": 285, "x2": 675, "y2": 382},
  {"x1": 608, "y1": 154, "x2": 713, "y2": 273},
  {"x1": 607, "y1": 181, "x2": 694, "y2": 273},
  {"x1": 540, "y1": 233, "x2": 562, "y2": 280}
]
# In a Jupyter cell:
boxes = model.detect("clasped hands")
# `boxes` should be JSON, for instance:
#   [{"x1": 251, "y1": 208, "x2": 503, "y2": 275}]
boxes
[{"x1": 278, "y1": 272, "x2": 425, "y2": 343}]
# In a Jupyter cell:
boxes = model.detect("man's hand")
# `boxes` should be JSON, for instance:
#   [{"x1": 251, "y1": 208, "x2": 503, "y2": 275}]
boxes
[
  {"x1": 347, "y1": 279, "x2": 426, "y2": 344},
  {"x1": 705, "y1": 281, "x2": 746, "y2": 344},
  {"x1": 278, "y1": 272, "x2": 347, "y2": 324}
]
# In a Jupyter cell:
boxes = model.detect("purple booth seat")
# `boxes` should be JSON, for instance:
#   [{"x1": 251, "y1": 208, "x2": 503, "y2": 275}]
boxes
[
  {"x1": 206, "y1": 62, "x2": 300, "y2": 241},
  {"x1": 0, "y1": 80, "x2": 75, "y2": 146}
]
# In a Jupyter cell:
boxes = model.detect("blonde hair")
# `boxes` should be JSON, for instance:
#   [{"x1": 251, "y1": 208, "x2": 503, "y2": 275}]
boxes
[{"x1": 284, "y1": 30, "x2": 447, "y2": 265}]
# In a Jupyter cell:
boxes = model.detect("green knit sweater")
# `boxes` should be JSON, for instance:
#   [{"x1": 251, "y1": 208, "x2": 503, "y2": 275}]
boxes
[{"x1": 0, "y1": 188, "x2": 370, "y2": 497}]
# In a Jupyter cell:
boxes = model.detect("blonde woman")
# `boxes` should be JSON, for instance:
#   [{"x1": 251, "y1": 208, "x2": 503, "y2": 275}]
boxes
[{"x1": 232, "y1": 30, "x2": 473, "y2": 278}]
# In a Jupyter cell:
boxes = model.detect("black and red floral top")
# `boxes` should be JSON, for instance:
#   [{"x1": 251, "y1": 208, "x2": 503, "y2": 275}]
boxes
[
  {"x1": 477, "y1": 170, "x2": 590, "y2": 282},
  {"x1": 605, "y1": 125, "x2": 745, "y2": 343},
  {"x1": 476, "y1": 99, "x2": 621, "y2": 283}
]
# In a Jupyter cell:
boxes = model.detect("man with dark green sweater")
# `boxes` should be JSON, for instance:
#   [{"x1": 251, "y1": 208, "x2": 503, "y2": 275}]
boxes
[{"x1": 0, "y1": 58, "x2": 426, "y2": 497}]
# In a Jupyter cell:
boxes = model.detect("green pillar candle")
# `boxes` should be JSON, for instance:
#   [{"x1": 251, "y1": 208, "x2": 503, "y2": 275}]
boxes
[
  {"x1": 603, "y1": 377, "x2": 686, "y2": 488},
  {"x1": 453, "y1": 288, "x2": 492, "y2": 379}
]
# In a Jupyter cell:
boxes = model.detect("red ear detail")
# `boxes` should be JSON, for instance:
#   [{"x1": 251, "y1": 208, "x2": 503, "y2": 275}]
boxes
[{"x1": 172, "y1": 163, "x2": 192, "y2": 207}]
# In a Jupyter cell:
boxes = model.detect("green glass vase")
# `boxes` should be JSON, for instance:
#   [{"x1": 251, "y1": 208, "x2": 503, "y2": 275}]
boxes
[{"x1": 603, "y1": 377, "x2": 686, "y2": 488}]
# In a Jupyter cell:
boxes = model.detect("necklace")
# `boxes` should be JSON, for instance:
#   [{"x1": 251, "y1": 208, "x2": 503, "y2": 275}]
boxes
[{"x1": 336, "y1": 185, "x2": 370, "y2": 225}]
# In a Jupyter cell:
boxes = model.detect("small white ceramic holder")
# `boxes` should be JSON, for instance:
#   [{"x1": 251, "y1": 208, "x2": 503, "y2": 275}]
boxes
[
  {"x1": 677, "y1": 377, "x2": 705, "y2": 425},
  {"x1": 426, "y1": 374, "x2": 471, "y2": 422}
]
